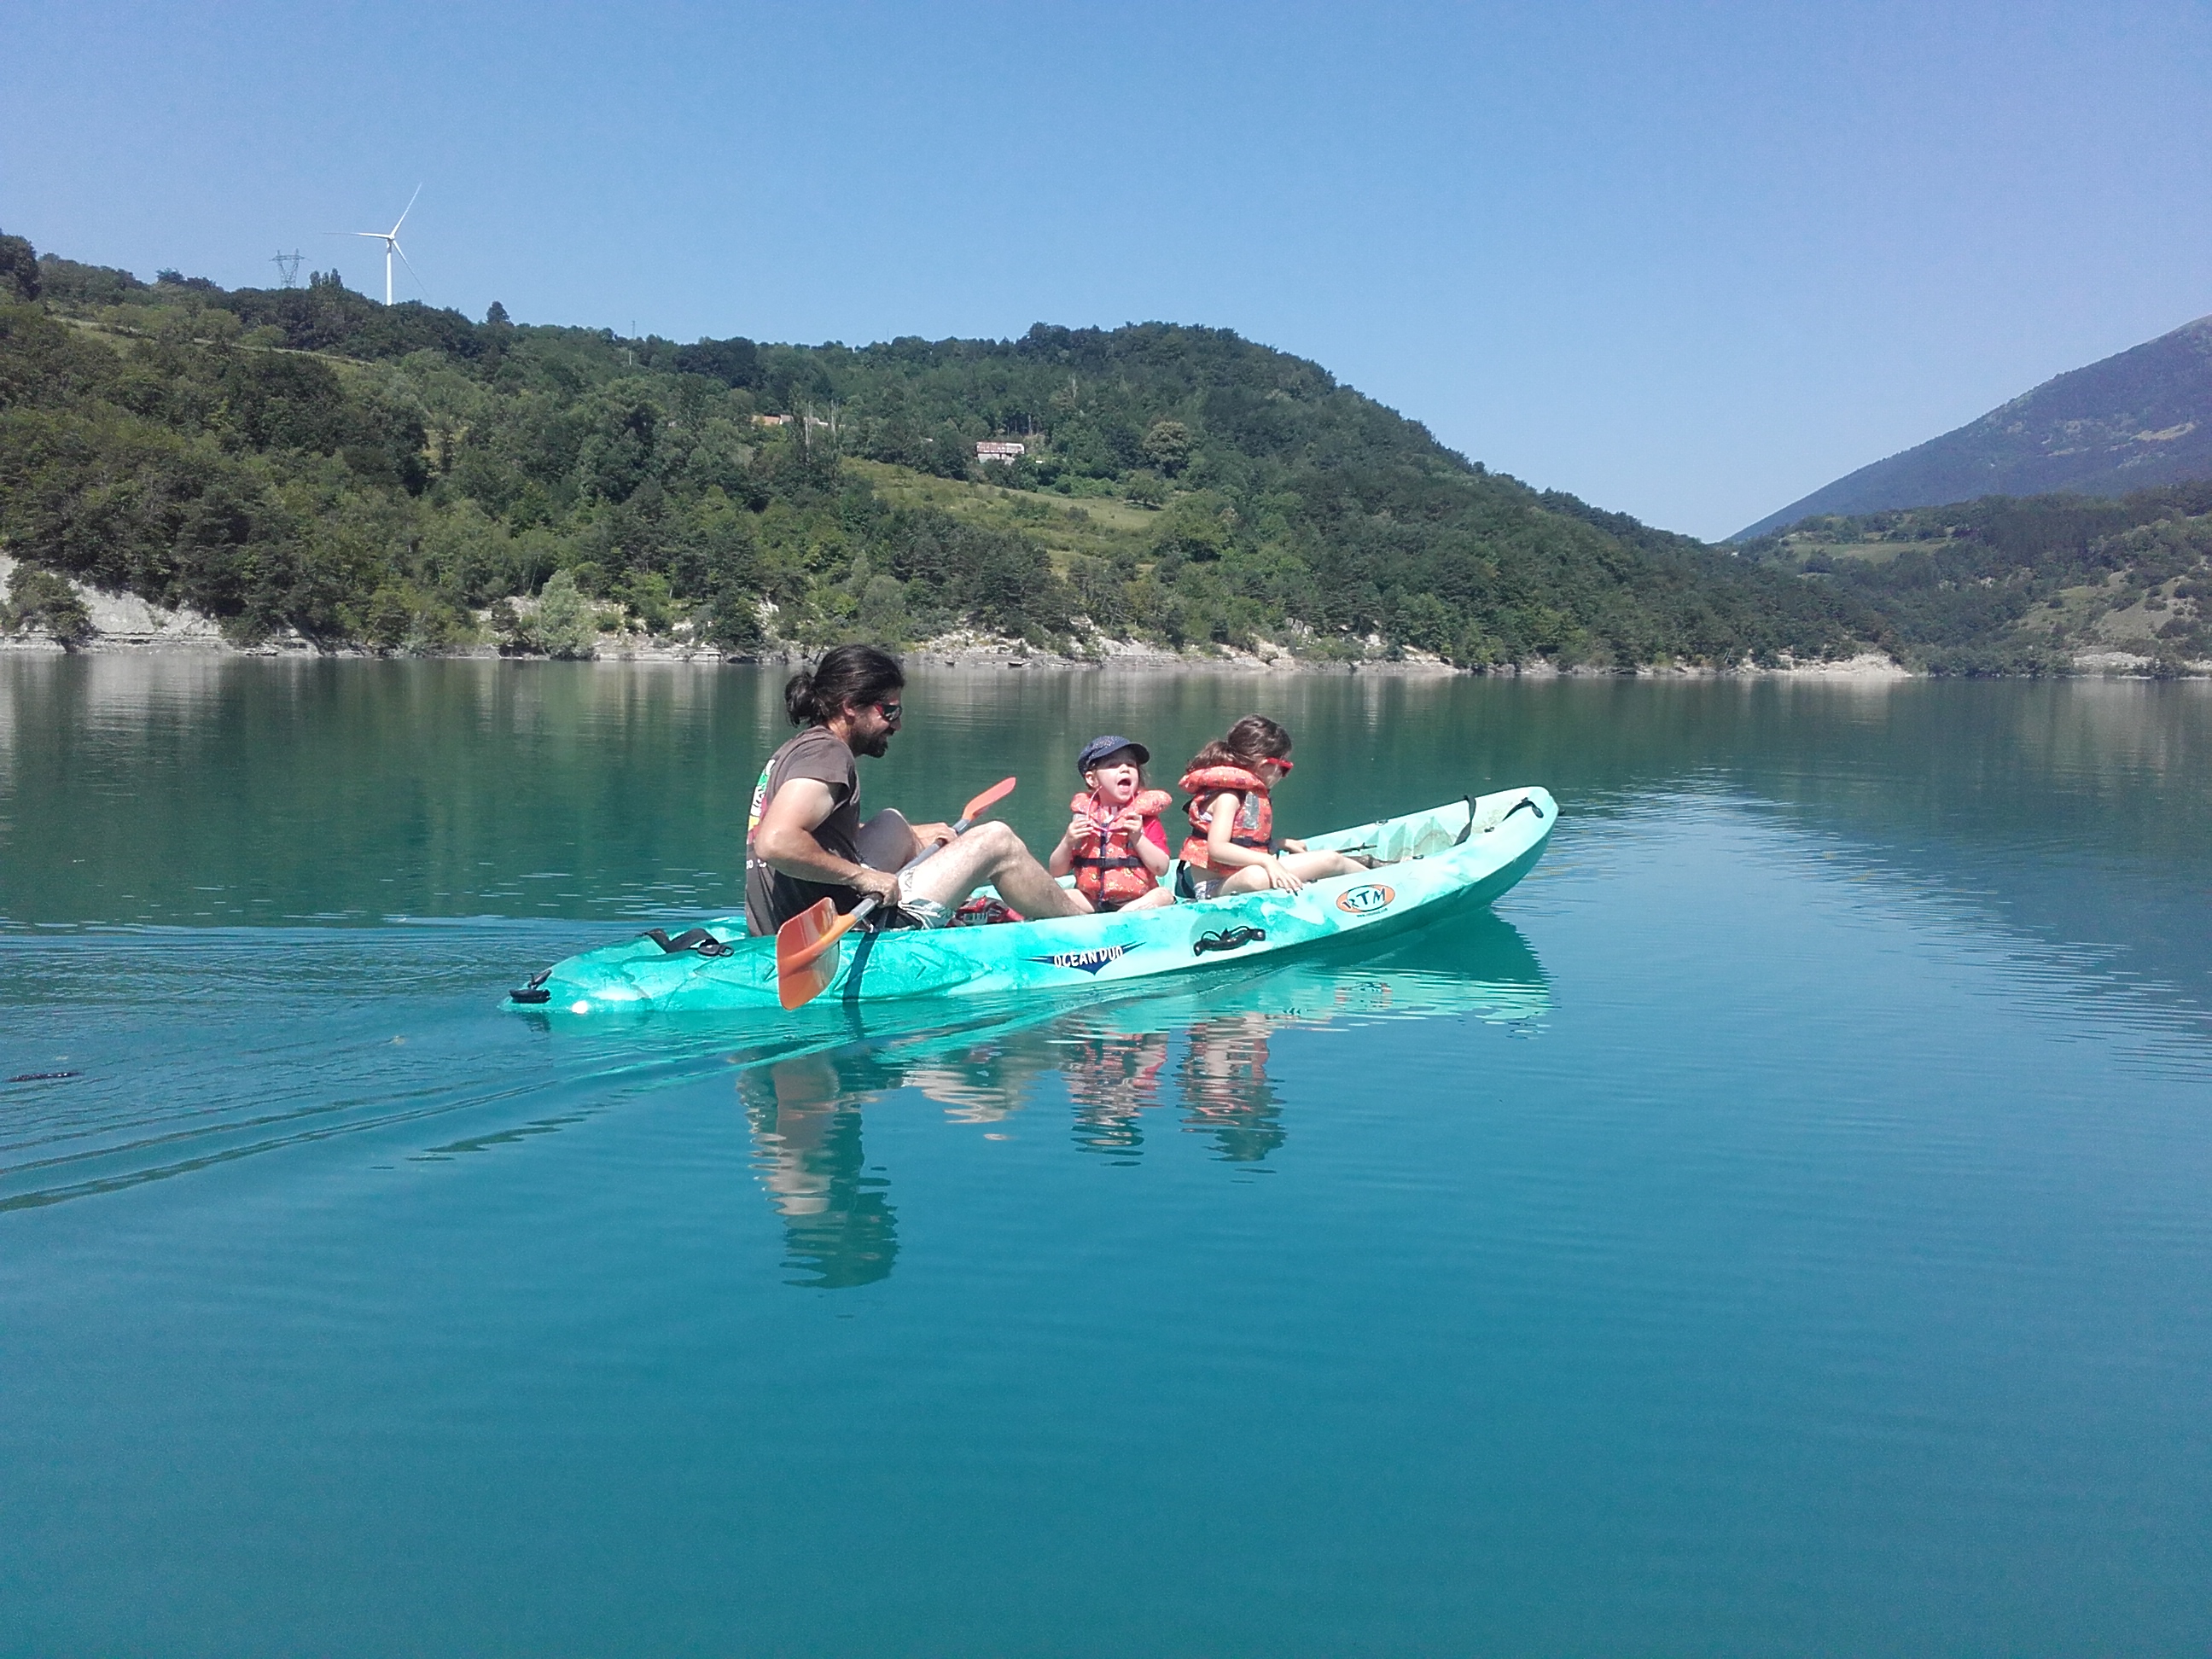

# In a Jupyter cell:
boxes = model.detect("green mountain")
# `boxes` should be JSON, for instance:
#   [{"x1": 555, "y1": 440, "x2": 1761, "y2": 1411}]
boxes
[
  {"x1": 0, "y1": 228, "x2": 1852, "y2": 667},
  {"x1": 1738, "y1": 315, "x2": 2212, "y2": 538}
]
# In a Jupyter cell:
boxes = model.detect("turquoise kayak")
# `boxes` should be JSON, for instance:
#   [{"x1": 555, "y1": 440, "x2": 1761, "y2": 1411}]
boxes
[{"x1": 507, "y1": 786, "x2": 1555, "y2": 1016}]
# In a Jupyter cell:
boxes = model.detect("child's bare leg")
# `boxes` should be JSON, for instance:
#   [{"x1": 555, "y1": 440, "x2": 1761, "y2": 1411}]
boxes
[
  {"x1": 1216, "y1": 851, "x2": 1365, "y2": 896},
  {"x1": 1282, "y1": 850, "x2": 1366, "y2": 882},
  {"x1": 1120, "y1": 886, "x2": 1175, "y2": 911}
]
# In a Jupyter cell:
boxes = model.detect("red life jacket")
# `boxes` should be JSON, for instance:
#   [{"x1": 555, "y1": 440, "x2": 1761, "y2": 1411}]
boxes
[
  {"x1": 1178, "y1": 765, "x2": 1274, "y2": 870},
  {"x1": 1068, "y1": 788, "x2": 1173, "y2": 908}
]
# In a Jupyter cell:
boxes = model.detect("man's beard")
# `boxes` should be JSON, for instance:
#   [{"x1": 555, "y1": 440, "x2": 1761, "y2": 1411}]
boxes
[{"x1": 857, "y1": 730, "x2": 892, "y2": 759}]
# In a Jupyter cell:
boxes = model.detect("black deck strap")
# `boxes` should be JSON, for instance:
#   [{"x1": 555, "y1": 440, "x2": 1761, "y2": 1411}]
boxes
[
  {"x1": 509, "y1": 968, "x2": 553, "y2": 1005},
  {"x1": 641, "y1": 927, "x2": 734, "y2": 958},
  {"x1": 1454, "y1": 795, "x2": 1477, "y2": 844},
  {"x1": 1502, "y1": 795, "x2": 1545, "y2": 824},
  {"x1": 841, "y1": 924, "x2": 879, "y2": 1002},
  {"x1": 1193, "y1": 925, "x2": 1266, "y2": 957}
]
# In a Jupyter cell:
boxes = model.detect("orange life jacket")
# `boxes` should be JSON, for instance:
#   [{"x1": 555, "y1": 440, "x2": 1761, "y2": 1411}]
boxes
[
  {"x1": 1178, "y1": 765, "x2": 1274, "y2": 870},
  {"x1": 1068, "y1": 788, "x2": 1173, "y2": 908}
]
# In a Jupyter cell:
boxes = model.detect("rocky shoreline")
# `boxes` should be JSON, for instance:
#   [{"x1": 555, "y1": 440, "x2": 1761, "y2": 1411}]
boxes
[{"x1": 3, "y1": 559, "x2": 2205, "y2": 678}]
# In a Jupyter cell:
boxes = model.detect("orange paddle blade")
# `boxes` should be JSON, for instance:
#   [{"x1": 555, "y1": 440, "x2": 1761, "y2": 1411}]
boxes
[
  {"x1": 775, "y1": 898, "x2": 856, "y2": 1010},
  {"x1": 962, "y1": 776, "x2": 1017, "y2": 822}
]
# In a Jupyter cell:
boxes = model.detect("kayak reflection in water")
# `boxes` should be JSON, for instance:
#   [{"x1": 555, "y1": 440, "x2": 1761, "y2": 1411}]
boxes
[
  {"x1": 1175, "y1": 1014, "x2": 1285, "y2": 1162},
  {"x1": 736, "y1": 1053, "x2": 898, "y2": 1289},
  {"x1": 731, "y1": 916, "x2": 1551, "y2": 1285},
  {"x1": 1059, "y1": 1017, "x2": 1283, "y2": 1161},
  {"x1": 738, "y1": 1010, "x2": 1281, "y2": 1265},
  {"x1": 1064, "y1": 1031, "x2": 1172, "y2": 1155}
]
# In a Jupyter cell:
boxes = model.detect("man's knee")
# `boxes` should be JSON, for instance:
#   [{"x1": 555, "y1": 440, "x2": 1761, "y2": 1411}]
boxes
[{"x1": 966, "y1": 820, "x2": 1020, "y2": 861}]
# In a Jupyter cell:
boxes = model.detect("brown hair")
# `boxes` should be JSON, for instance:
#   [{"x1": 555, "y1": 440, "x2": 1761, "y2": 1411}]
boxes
[
  {"x1": 1186, "y1": 713, "x2": 1292, "y2": 774},
  {"x1": 784, "y1": 643, "x2": 904, "y2": 725}
]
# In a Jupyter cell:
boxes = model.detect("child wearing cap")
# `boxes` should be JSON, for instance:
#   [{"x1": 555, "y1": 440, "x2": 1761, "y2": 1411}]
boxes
[{"x1": 1050, "y1": 736, "x2": 1177, "y2": 912}]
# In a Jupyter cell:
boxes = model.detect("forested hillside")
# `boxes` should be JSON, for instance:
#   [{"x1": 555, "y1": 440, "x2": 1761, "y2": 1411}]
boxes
[
  {"x1": 4, "y1": 227, "x2": 1862, "y2": 665},
  {"x1": 1740, "y1": 485, "x2": 2212, "y2": 672}
]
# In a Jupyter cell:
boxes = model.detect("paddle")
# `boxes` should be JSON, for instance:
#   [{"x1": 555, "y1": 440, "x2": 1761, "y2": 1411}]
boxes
[{"x1": 774, "y1": 776, "x2": 1017, "y2": 1010}]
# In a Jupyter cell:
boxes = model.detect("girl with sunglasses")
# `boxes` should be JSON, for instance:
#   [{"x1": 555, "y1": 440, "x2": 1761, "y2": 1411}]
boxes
[{"x1": 1175, "y1": 715, "x2": 1369, "y2": 900}]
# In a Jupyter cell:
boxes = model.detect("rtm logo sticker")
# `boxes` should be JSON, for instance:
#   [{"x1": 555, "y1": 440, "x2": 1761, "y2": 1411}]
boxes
[
  {"x1": 1035, "y1": 944, "x2": 1129, "y2": 976},
  {"x1": 1335, "y1": 883, "x2": 1396, "y2": 917}
]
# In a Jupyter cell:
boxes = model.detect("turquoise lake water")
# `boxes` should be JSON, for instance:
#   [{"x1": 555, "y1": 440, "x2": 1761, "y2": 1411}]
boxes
[{"x1": 3, "y1": 658, "x2": 2209, "y2": 1656}]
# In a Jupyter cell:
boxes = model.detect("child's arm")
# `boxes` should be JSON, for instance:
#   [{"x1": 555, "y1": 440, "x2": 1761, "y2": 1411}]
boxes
[
  {"x1": 1203, "y1": 793, "x2": 1271, "y2": 871},
  {"x1": 1206, "y1": 792, "x2": 1297, "y2": 888},
  {"x1": 1046, "y1": 808, "x2": 1090, "y2": 879},
  {"x1": 1134, "y1": 814, "x2": 1171, "y2": 877}
]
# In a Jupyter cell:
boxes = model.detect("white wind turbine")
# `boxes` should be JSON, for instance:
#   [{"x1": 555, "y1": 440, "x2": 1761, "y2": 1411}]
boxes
[{"x1": 347, "y1": 184, "x2": 423, "y2": 306}]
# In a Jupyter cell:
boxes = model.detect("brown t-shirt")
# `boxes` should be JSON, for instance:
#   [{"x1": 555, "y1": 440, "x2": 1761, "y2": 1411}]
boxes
[{"x1": 745, "y1": 725, "x2": 865, "y2": 935}]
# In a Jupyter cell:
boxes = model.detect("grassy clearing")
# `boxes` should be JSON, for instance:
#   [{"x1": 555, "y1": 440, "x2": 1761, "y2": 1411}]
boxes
[
  {"x1": 1775, "y1": 532, "x2": 1951, "y2": 568},
  {"x1": 848, "y1": 459, "x2": 1160, "y2": 569}
]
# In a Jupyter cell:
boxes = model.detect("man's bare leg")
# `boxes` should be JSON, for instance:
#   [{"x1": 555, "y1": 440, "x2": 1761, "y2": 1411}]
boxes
[{"x1": 899, "y1": 822, "x2": 1090, "y2": 918}]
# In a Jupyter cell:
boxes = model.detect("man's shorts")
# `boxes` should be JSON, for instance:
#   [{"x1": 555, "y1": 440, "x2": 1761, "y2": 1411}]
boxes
[{"x1": 890, "y1": 867, "x2": 953, "y2": 928}]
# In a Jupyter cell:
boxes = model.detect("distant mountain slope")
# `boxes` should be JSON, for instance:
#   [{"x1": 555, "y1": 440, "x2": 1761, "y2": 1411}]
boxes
[
  {"x1": 1738, "y1": 315, "x2": 2212, "y2": 538},
  {"x1": 1736, "y1": 485, "x2": 2212, "y2": 673}
]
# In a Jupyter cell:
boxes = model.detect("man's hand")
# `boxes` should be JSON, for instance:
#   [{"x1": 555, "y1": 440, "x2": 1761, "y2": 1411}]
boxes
[
  {"x1": 911, "y1": 820, "x2": 957, "y2": 851},
  {"x1": 851, "y1": 866, "x2": 902, "y2": 906}
]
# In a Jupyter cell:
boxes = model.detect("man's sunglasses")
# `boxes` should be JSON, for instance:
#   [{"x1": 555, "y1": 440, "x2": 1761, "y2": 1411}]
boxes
[{"x1": 873, "y1": 700, "x2": 903, "y2": 722}]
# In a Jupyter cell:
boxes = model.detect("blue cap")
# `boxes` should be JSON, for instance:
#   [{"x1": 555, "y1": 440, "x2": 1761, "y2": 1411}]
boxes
[{"x1": 1075, "y1": 735, "x2": 1150, "y2": 774}]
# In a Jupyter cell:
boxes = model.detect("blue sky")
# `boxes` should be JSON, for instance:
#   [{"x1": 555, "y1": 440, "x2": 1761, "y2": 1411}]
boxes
[{"x1": 5, "y1": 1, "x2": 2209, "y2": 538}]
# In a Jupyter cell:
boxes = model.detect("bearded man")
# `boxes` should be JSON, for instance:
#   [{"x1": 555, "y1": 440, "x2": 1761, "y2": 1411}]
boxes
[{"x1": 744, "y1": 643, "x2": 1090, "y2": 934}]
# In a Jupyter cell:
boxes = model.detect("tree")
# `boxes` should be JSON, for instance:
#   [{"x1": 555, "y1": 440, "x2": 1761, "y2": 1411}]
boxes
[
  {"x1": 1125, "y1": 470, "x2": 1167, "y2": 509},
  {"x1": 527, "y1": 570, "x2": 602, "y2": 657},
  {"x1": 857, "y1": 574, "x2": 911, "y2": 641},
  {"x1": 485, "y1": 300, "x2": 510, "y2": 326},
  {"x1": 1152, "y1": 492, "x2": 1236, "y2": 562},
  {"x1": 1142, "y1": 418, "x2": 1191, "y2": 475},
  {"x1": 0, "y1": 230, "x2": 39, "y2": 301},
  {"x1": 5, "y1": 564, "x2": 93, "y2": 644},
  {"x1": 675, "y1": 336, "x2": 760, "y2": 388}
]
